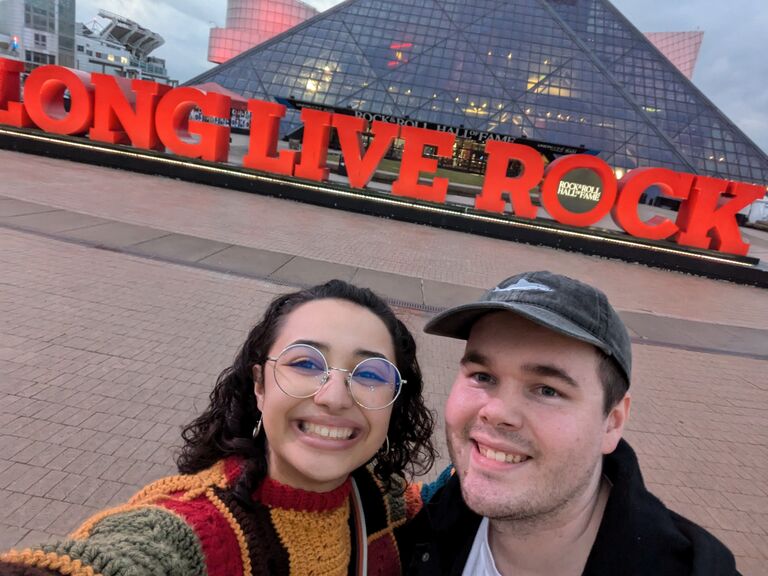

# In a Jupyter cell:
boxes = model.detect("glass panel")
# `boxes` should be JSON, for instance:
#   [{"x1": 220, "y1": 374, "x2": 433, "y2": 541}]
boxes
[{"x1": 188, "y1": 0, "x2": 767, "y2": 183}]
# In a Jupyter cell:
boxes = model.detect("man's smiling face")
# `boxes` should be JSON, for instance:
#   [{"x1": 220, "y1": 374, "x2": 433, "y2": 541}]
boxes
[{"x1": 445, "y1": 312, "x2": 628, "y2": 526}]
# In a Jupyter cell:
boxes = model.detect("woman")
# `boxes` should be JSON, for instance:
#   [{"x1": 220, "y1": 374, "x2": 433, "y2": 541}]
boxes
[{"x1": 1, "y1": 280, "x2": 436, "y2": 575}]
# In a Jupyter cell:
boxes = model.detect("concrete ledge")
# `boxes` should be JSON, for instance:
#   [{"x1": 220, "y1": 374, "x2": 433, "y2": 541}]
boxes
[
  {"x1": 1, "y1": 195, "x2": 766, "y2": 361},
  {"x1": 422, "y1": 279, "x2": 485, "y2": 310},
  {"x1": 199, "y1": 245, "x2": 292, "y2": 277},
  {"x1": 350, "y1": 268, "x2": 424, "y2": 304},
  {"x1": 621, "y1": 312, "x2": 768, "y2": 358},
  {"x1": 0, "y1": 198, "x2": 59, "y2": 217},
  {"x1": 269, "y1": 256, "x2": 357, "y2": 285},
  {"x1": 129, "y1": 234, "x2": 232, "y2": 263},
  {"x1": 0, "y1": 209, "x2": 109, "y2": 234},
  {"x1": 64, "y1": 222, "x2": 170, "y2": 248}
]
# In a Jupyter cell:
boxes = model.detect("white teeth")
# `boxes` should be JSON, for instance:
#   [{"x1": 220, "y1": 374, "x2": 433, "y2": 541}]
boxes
[
  {"x1": 301, "y1": 422, "x2": 354, "y2": 440},
  {"x1": 479, "y1": 445, "x2": 529, "y2": 464}
]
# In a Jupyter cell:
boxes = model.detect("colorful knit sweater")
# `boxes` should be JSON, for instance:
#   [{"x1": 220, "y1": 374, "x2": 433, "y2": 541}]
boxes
[{"x1": 0, "y1": 457, "x2": 424, "y2": 576}]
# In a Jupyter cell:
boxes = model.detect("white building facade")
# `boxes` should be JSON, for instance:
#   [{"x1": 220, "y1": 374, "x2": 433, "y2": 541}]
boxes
[
  {"x1": 76, "y1": 10, "x2": 175, "y2": 85},
  {"x1": 0, "y1": 0, "x2": 75, "y2": 71}
]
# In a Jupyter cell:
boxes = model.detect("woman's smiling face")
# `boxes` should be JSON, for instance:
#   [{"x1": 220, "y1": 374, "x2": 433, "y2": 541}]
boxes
[{"x1": 254, "y1": 298, "x2": 396, "y2": 492}]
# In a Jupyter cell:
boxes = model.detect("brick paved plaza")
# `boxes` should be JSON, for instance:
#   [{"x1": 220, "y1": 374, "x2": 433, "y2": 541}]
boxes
[{"x1": 0, "y1": 149, "x2": 766, "y2": 574}]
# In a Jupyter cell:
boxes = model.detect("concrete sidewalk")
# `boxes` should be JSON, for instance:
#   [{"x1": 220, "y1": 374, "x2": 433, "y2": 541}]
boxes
[
  {"x1": 1, "y1": 195, "x2": 766, "y2": 361},
  {"x1": 0, "y1": 149, "x2": 766, "y2": 574}
]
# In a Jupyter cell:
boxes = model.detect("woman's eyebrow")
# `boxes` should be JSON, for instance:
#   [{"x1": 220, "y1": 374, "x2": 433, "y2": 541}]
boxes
[
  {"x1": 290, "y1": 339, "x2": 326, "y2": 350},
  {"x1": 355, "y1": 348, "x2": 388, "y2": 359},
  {"x1": 288, "y1": 341, "x2": 387, "y2": 360}
]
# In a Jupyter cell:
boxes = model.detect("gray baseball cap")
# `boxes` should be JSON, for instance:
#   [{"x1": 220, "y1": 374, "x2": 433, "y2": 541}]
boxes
[{"x1": 424, "y1": 271, "x2": 632, "y2": 383}]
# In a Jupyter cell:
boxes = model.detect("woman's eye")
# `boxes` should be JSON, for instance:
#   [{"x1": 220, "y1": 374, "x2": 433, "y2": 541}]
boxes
[
  {"x1": 289, "y1": 359, "x2": 324, "y2": 371},
  {"x1": 355, "y1": 370, "x2": 387, "y2": 383}
]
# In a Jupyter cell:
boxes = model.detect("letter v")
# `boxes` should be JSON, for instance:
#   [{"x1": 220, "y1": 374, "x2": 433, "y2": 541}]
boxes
[{"x1": 332, "y1": 115, "x2": 400, "y2": 189}]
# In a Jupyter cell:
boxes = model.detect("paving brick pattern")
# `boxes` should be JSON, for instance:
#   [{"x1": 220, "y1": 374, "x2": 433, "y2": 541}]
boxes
[
  {"x1": 0, "y1": 149, "x2": 766, "y2": 573},
  {"x1": 1, "y1": 228, "x2": 766, "y2": 573}
]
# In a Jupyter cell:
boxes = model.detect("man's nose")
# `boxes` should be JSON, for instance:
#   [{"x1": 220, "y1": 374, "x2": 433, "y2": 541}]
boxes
[{"x1": 477, "y1": 391, "x2": 524, "y2": 430}]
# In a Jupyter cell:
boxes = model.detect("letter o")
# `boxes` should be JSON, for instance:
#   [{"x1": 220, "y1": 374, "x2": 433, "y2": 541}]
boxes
[
  {"x1": 540, "y1": 155, "x2": 617, "y2": 227},
  {"x1": 23, "y1": 65, "x2": 93, "y2": 135}
]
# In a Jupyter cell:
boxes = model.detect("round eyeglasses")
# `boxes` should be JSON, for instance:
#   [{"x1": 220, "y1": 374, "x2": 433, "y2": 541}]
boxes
[{"x1": 265, "y1": 343, "x2": 405, "y2": 410}]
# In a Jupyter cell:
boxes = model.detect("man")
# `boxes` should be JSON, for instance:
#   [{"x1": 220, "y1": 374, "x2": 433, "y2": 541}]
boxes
[{"x1": 401, "y1": 271, "x2": 739, "y2": 575}]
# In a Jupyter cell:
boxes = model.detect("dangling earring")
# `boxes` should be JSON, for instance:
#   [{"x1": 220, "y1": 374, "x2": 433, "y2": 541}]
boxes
[
  {"x1": 380, "y1": 435, "x2": 390, "y2": 456},
  {"x1": 252, "y1": 416, "x2": 263, "y2": 439}
]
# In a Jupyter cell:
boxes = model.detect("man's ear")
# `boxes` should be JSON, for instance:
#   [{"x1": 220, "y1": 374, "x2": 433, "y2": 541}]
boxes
[
  {"x1": 253, "y1": 365, "x2": 265, "y2": 412},
  {"x1": 602, "y1": 393, "x2": 631, "y2": 455}
]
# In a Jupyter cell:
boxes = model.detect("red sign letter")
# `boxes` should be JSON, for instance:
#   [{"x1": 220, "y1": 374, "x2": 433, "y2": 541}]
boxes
[
  {"x1": 675, "y1": 176, "x2": 764, "y2": 255},
  {"x1": 476, "y1": 141, "x2": 542, "y2": 218},
  {"x1": 612, "y1": 168, "x2": 693, "y2": 240},
  {"x1": 392, "y1": 126, "x2": 455, "y2": 203},
  {"x1": 0, "y1": 57, "x2": 32, "y2": 127},
  {"x1": 243, "y1": 100, "x2": 298, "y2": 176},
  {"x1": 89, "y1": 74, "x2": 169, "y2": 151},
  {"x1": 155, "y1": 87, "x2": 231, "y2": 162},
  {"x1": 540, "y1": 155, "x2": 617, "y2": 227},
  {"x1": 23, "y1": 65, "x2": 93, "y2": 135},
  {"x1": 332, "y1": 115, "x2": 400, "y2": 189},
  {"x1": 294, "y1": 108, "x2": 333, "y2": 182}
]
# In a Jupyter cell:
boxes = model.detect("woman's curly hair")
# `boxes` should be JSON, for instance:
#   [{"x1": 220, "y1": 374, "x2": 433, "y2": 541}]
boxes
[{"x1": 177, "y1": 279, "x2": 436, "y2": 501}]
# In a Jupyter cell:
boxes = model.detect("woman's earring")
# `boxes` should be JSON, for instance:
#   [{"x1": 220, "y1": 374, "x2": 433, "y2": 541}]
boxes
[
  {"x1": 380, "y1": 435, "x2": 390, "y2": 456},
  {"x1": 252, "y1": 416, "x2": 263, "y2": 439}
]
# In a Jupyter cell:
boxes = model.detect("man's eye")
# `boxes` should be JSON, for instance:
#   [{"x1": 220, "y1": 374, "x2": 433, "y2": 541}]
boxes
[
  {"x1": 536, "y1": 385, "x2": 561, "y2": 398},
  {"x1": 471, "y1": 372, "x2": 495, "y2": 385}
]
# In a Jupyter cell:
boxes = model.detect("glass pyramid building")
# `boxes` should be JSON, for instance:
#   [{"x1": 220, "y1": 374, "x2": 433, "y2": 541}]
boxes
[{"x1": 189, "y1": 0, "x2": 768, "y2": 185}]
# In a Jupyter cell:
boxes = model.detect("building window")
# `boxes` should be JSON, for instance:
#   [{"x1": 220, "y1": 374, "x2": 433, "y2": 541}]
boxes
[
  {"x1": 34, "y1": 33, "x2": 47, "y2": 48},
  {"x1": 77, "y1": 45, "x2": 84, "y2": 52},
  {"x1": 25, "y1": 49, "x2": 56, "y2": 66},
  {"x1": 24, "y1": 1, "x2": 56, "y2": 33}
]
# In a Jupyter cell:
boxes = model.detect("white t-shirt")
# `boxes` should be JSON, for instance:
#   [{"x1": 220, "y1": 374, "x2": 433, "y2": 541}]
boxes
[{"x1": 462, "y1": 517, "x2": 503, "y2": 576}]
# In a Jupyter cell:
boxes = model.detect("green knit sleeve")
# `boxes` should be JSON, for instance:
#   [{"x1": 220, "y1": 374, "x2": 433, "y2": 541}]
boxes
[{"x1": 0, "y1": 506, "x2": 207, "y2": 576}]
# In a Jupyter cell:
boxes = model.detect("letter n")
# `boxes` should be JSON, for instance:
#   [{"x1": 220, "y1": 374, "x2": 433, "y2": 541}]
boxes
[{"x1": 90, "y1": 74, "x2": 169, "y2": 150}]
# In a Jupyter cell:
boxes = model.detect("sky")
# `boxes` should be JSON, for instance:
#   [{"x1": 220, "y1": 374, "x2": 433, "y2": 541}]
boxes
[{"x1": 75, "y1": 0, "x2": 767, "y2": 153}]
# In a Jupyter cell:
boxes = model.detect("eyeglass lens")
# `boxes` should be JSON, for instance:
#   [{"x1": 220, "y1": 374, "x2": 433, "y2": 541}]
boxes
[{"x1": 273, "y1": 344, "x2": 401, "y2": 409}]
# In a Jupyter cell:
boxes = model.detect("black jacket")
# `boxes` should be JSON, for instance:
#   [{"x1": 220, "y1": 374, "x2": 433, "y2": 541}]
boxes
[{"x1": 399, "y1": 440, "x2": 740, "y2": 575}]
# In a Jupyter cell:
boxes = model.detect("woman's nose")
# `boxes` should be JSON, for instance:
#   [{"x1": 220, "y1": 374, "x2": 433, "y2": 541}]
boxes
[{"x1": 314, "y1": 368, "x2": 354, "y2": 409}]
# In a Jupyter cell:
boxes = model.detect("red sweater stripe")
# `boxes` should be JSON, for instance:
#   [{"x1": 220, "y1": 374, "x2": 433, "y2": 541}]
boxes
[{"x1": 161, "y1": 495, "x2": 243, "y2": 576}]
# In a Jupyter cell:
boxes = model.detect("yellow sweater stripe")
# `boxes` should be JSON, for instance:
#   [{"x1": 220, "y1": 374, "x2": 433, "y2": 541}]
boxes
[
  {"x1": 129, "y1": 460, "x2": 230, "y2": 504},
  {"x1": 206, "y1": 487, "x2": 253, "y2": 576},
  {"x1": 0, "y1": 549, "x2": 99, "y2": 576},
  {"x1": 72, "y1": 461, "x2": 231, "y2": 540},
  {"x1": 270, "y1": 504, "x2": 352, "y2": 576}
]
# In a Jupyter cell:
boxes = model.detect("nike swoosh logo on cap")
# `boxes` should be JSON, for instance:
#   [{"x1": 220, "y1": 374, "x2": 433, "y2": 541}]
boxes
[{"x1": 492, "y1": 279, "x2": 553, "y2": 293}]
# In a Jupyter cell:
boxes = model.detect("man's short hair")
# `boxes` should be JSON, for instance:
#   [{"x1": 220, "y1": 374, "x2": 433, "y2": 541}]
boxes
[{"x1": 597, "y1": 350, "x2": 629, "y2": 415}]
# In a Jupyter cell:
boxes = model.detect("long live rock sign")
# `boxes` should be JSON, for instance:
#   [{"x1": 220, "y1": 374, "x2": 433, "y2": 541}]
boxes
[{"x1": 0, "y1": 57, "x2": 763, "y2": 256}]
